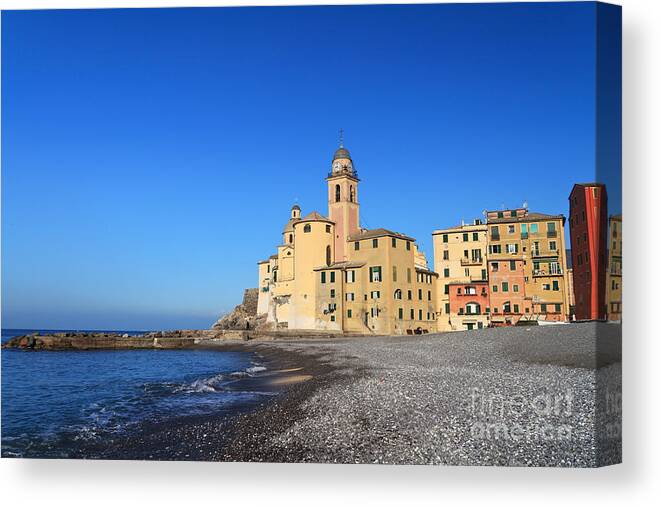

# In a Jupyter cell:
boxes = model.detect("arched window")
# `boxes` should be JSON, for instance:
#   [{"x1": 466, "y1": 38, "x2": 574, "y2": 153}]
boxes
[
  {"x1": 465, "y1": 302, "x2": 481, "y2": 315},
  {"x1": 304, "y1": 224, "x2": 311, "y2": 233},
  {"x1": 503, "y1": 301, "x2": 511, "y2": 314},
  {"x1": 326, "y1": 245, "x2": 331, "y2": 266},
  {"x1": 394, "y1": 289, "x2": 402, "y2": 300},
  {"x1": 335, "y1": 184, "x2": 341, "y2": 202},
  {"x1": 350, "y1": 185, "x2": 355, "y2": 202}
]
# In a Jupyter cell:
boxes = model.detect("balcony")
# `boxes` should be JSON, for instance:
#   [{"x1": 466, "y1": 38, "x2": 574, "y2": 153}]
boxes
[
  {"x1": 470, "y1": 275, "x2": 488, "y2": 282},
  {"x1": 531, "y1": 249, "x2": 560, "y2": 258},
  {"x1": 461, "y1": 257, "x2": 483, "y2": 266},
  {"x1": 533, "y1": 269, "x2": 564, "y2": 277},
  {"x1": 547, "y1": 230, "x2": 558, "y2": 238}
]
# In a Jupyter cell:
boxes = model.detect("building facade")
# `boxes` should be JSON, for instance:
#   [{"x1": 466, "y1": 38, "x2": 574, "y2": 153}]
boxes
[
  {"x1": 568, "y1": 183, "x2": 608, "y2": 320},
  {"x1": 486, "y1": 208, "x2": 570, "y2": 323},
  {"x1": 606, "y1": 214, "x2": 622, "y2": 321},
  {"x1": 432, "y1": 222, "x2": 489, "y2": 331},
  {"x1": 256, "y1": 143, "x2": 439, "y2": 335}
]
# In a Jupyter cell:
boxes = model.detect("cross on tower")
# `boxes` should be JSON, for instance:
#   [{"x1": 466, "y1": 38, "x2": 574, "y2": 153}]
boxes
[{"x1": 339, "y1": 128, "x2": 344, "y2": 148}]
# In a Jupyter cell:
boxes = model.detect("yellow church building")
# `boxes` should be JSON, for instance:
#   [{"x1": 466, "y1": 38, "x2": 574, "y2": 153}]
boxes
[{"x1": 256, "y1": 142, "x2": 439, "y2": 335}]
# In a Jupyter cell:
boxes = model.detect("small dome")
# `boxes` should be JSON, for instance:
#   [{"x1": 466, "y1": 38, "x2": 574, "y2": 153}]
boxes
[
  {"x1": 291, "y1": 204, "x2": 300, "y2": 210},
  {"x1": 333, "y1": 146, "x2": 351, "y2": 161}
]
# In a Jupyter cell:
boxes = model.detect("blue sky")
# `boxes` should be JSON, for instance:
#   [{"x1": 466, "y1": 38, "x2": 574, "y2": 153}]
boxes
[{"x1": 1, "y1": 3, "x2": 620, "y2": 330}]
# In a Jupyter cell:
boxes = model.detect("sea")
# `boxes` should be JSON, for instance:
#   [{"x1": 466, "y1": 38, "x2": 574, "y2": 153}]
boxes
[{"x1": 1, "y1": 328, "x2": 275, "y2": 458}]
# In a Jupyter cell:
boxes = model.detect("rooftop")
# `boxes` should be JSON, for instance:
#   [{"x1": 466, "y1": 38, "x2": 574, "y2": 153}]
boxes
[{"x1": 347, "y1": 227, "x2": 415, "y2": 242}]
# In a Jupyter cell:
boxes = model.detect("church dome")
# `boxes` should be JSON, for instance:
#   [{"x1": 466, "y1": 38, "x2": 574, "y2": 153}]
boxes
[{"x1": 333, "y1": 146, "x2": 351, "y2": 161}]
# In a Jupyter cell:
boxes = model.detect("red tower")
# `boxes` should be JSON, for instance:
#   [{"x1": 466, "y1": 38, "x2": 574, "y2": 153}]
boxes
[{"x1": 568, "y1": 183, "x2": 608, "y2": 320}]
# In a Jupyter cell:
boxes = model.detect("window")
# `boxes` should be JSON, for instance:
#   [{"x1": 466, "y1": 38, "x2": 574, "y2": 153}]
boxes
[
  {"x1": 410, "y1": 309, "x2": 415, "y2": 319},
  {"x1": 330, "y1": 271, "x2": 335, "y2": 283},
  {"x1": 481, "y1": 269, "x2": 487, "y2": 280},
  {"x1": 497, "y1": 212, "x2": 504, "y2": 218},
  {"x1": 509, "y1": 260, "x2": 516, "y2": 270},
  {"x1": 506, "y1": 243, "x2": 518, "y2": 254},
  {"x1": 555, "y1": 304, "x2": 561, "y2": 313},
  {"x1": 371, "y1": 291, "x2": 380, "y2": 299},
  {"x1": 330, "y1": 315, "x2": 335, "y2": 322},
  {"x1": 492, "y1": 285, "x2": 498, "y2": 293},
  {"x1": 398, "y1": 308, "x2": 403, "y2": 320},
  {"x1": 418, "y1": 289, "x2": 423, "y2": 300},
  {"x1": 548, "y1": 222, "x2": 556, "y2": 233},
  {"x1": 444, "y1": 268, "x2": 450, "y2": 277},
  {"x1": 463, "y1": 233, "x2": 469, "y2": 242},
  {"x1": 419, "y1": 309, "x2": 423, "y2": 320},
  {"x1": 347, "y1": 309, "x2": 352, "y2": 318},
  {"x1": 530, "y1": 223, "x2": 538, "y2": 233},
  {"x1": 442, "y1": 234, "x2": 448, "y2": 243},
  {"x1": 473, "y1": 232, "x2": 479, "y2": 241},
  {"x1": 354, "y1": 241, "x2": 360, "y2": 251},
  {"x1": 330, "y1": 289, "x2": 335, "y2": 298},
  {"x1": 369, "y1": 266, "x2": 382, "y2": 282},
  {"x1": 443, "y1": 250, "x2": 449, "y2": 260},
  {"x1": 521, "y1": 224, "x2": 528, "y2": 238},
  {"x1": 445, "y1": 303, "x2": 450, "y2": 314},
  {"x1": 394, "y1": 289, "x2": 402, "y2": 300},
  {"x1": 392, "y1": 265, "x2": 397, "y2": 282},
  {"x1": 326, "y1": 245, "x2": 331, "y2": 266},
  {"x1": 513, "y1": 304, "x2": 520, "y2": 313},
  {"x1": 346, "y1": 270, "x2": 356, "y2": 283},
  {"x1": 502, "y1": 282, "x2": 509, "y2": 292},
  {"x1": 552, "y1": 280, "x2": 559, "y2": 291},
  {"x1": 491, "y1": 262, "x2": 499, "y2": 272},
  {"x1": 428, "y1": 290, "x2": 432, "y2": 301},
  {"x1": 304, "y1": 224, "x2": 311, "y2": 233},
  {"x1": 464, "y1": 268, "x2": 470, "y2": 277},
  {"x1": 508, "y1": 225, "x2": 515, "y2": 234},
  {"x1": 489, "y1": 244, "x2": 502, "y2": 254},
  {"x1": 491, "y1": 226, "x2": 500, "y2": 239},
  {"x1": 372, "y1": 238, "x2": 378, "y2": 248},
  {"x1": 289, "y1": 234, "x2": 293, "y2": 243},
  {"x1": 540, "y1": 303, "x2": 547, "y2": 313},
  {"x1": 335, "y1": 184, "x2": 341, "y2": 202},
  {"x1": 503, "y1": 301, "x2": 511, "y2": 313},
  {"x1": 466, "y1": 303, "x2": 480, "y2": 315},
  {"x1": 407, "y1": 268, "x2": 412, "y2": 283},
  {"x1": 321, "y1": 272, "x2": 326, "y2": 283},
  {"x1": 550, "y1": 262, "x2": 561, "y2": 275},
  {"x1": 465, "y1": 286, "x2": 477, "y2": 295},
  {"x1": 549, "y1": 240, "x2": 557, "y2": 250},
  {"x1": 510, "y1": 211, "x2": 517, "y2": 217},
  {"x1": 444, "y1": 285, "x2": 449, "y2": 295},
  {"x1": 407, "y1": 290, "x2": 412, "y2": 300},
  {"x1": 345, "y1": 293, "x2": 355, "y2": 301},
  {"x1": 513, "y1": 284, "x2": 519, "y2": 293},
  {"x1": 457, "y1": 287, "x2": 461, "y2": 295},
  {"x1": 543, "y1": 283, "x2": 551, "y2": 290}
]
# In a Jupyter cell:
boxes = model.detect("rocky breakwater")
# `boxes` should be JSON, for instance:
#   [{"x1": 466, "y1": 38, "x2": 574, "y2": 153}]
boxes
[
  {"x1": 213, "y1": 288, "x2": 269, "y2": 331},
  {"x1": 1, "y1": 329, "x2": 237, "y2": 351}
]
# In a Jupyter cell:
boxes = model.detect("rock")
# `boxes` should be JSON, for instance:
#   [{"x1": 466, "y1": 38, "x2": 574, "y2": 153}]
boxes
[{"x1": 212, "y1": 288, "x2": 263, "y2": 330}]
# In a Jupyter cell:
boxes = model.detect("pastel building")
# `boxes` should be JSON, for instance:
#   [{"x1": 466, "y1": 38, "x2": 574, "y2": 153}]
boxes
[
  {"x1": 257, "y1": 142, "x2": 439, "y2": 335},
  {"x1": 606, "y1": 214, "x2": 622, "y2": 321},
  {"x1": 432, "y1": 221, "x2": 489, "y2": 331},
  {"x1": 486, "y1": 208, "x2": 570, "y2": 323},
  {"x1": 568, "y1": 183, "x2": 608, "y2": 320}
]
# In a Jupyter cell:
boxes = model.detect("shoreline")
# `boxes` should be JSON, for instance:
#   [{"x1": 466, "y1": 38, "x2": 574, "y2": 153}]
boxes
[{"x1": 4, "y1": 324, "x2": 622, "y2": 466}]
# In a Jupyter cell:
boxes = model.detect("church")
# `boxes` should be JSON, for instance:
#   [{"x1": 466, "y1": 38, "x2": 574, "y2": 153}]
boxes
[{"x1": 256, "y1": 141, "x2": 439, "y2": 335}]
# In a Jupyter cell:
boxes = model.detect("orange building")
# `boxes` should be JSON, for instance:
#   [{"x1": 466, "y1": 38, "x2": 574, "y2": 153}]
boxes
[{"x1": 569, "y1": 183, "x2": 608, "y2": 320}]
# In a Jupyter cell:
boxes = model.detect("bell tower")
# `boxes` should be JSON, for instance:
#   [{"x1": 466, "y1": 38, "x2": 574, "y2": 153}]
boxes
[{"x1": 327, "y1": 132, "x2": 360, "y2": 262}]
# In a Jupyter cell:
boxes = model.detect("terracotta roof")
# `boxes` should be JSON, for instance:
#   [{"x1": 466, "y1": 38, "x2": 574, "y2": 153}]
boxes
[
  {"x1": 297, "y1": 211, "x2": 333, "y2": 223},
  {"x1": 283, "y1": 217, "x2": 300, "y2": 232},
  {"x1": 487, "y1": 212, "x2": 565, "y2": 224},
  {"x1": 347, "y1": 228, "x2": 415, "y2": 242}
]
